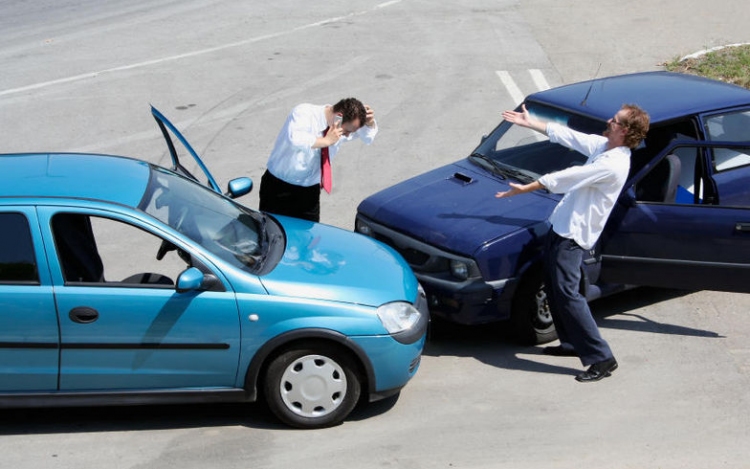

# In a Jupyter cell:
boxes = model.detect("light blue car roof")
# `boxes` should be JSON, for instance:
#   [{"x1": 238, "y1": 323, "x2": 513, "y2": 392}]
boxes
[{"x1": 0, "y1": 153, "x2": 150, "y2": 207}]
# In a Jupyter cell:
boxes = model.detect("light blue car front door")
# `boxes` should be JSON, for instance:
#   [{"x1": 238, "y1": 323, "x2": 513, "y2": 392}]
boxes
[
  {"x1": 0, "y1": 210, "x2": 59, "y2": 392},
  {"x1": 40, "y1": 208, "x2": 242, "y2": 391}
]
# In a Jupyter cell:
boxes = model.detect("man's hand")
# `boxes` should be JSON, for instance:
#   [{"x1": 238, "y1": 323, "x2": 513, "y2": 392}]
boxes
[
  {"x1": 495, "y1": 180, "x2": 543, "y2": 198},
  {"x1": 502, "y1": 104, "x2": 532, "y2": 127},
  {"x1": 501, "y1": 104, "x2": 548, "y2": 134},
  {"x1": 364, "y1": 105, "x2": 376, "y2": 127},
  {"x1": 495, "y1": 182, "x2": 526, "y2": 198},
  {"x1": 325, "y1": 121, "x2": 343, "y2": 146}
]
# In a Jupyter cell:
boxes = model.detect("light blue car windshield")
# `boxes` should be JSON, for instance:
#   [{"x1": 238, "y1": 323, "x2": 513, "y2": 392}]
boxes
[{"x1": 139, "y1": 167, "x2": 266, "y2": 272}]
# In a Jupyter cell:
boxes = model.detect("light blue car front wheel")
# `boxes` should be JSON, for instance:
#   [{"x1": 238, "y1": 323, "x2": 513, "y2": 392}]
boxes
[{"x1": 264, "y1": 343, "x2": 362, "y2": 429}]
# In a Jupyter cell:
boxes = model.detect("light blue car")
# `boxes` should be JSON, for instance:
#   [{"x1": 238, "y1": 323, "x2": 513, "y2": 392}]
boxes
[{"x1": 0, "y1": 107, "x2": 428, "y2": 429}]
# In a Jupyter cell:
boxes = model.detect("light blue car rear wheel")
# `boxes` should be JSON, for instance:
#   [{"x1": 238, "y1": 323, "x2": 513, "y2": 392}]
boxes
[{"x1": 264, "y1": 344, "x2": 362, "y2": 429}]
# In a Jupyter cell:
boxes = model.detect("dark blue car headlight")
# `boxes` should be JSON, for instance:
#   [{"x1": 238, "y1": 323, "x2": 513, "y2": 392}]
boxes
[
  {"x1": 355, "y1": 218, "x2": 373, "y2": 236},
  {"x1": 450, "y1": 259, "x2": 470, "y2": 280}
]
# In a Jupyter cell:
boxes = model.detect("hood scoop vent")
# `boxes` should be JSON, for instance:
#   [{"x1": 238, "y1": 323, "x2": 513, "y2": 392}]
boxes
[{"x1": 449, "y1": 172, "x2": 474, "y2": 185}]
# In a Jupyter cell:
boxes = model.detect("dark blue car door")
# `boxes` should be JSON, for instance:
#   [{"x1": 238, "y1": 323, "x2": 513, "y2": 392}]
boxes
[
  {"x1": 600, "y1": 202, "x2": 750, "y2": 292},
  {"x1": 599, "y1": 136, "x2": 750, "y2": 293}
]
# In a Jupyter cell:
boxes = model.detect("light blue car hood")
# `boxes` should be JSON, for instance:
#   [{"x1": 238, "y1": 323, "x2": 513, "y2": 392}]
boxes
[{"x1": 259, "y1": 216, "x2": 418, "y2": 307}]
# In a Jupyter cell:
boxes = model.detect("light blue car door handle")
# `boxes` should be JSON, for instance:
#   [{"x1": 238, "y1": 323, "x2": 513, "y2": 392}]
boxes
[{"x1": 69, "y1": 306, "x2": 100, "y2": 324}]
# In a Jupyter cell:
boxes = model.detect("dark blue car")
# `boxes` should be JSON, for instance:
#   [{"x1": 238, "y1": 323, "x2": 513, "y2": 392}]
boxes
[{"x1": 355, "y1": 71, "x2": 750, "y2": 344}]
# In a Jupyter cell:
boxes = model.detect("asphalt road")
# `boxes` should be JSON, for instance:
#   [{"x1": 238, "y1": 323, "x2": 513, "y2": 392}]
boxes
[{"x1": 1, "y1": 1, "x2": 750, "y2": 468}]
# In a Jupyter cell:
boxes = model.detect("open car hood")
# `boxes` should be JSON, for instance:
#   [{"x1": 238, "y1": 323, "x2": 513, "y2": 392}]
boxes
[{"x1": 151, "y1": 106, "x2": 222, "y2": 194}]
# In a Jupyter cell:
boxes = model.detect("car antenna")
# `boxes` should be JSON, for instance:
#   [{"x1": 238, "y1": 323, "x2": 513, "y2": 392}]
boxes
[{"x1": 580, "y1": 63, "x2": 602, "y2": 106}]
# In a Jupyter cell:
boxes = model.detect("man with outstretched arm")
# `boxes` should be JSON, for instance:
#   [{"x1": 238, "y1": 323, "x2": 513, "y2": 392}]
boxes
[{"x1": 496, "y1": 103, "x2": 649, "y2": 382}]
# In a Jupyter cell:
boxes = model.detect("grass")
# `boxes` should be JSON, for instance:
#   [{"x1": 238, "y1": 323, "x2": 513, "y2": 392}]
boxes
[{"x1": 663, "y1": 44, "x2": 750, "y2": 89}]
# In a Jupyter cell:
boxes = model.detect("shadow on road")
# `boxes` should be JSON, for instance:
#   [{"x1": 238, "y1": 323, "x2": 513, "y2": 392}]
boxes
[
  {"x1": 0, "y1": 393, "x2": 399, "y2": 435},
  {"x1": 0, "y1": 402, "x2": 283, "y2": 435},
  {"x1": 423, "y1": 287, "x2": 723, "y2": 375}
]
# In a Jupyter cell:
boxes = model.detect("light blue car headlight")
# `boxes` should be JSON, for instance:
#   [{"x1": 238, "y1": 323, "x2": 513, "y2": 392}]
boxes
[{"x1": 376, "y1": 301, "x2": 421, "y2": 334}]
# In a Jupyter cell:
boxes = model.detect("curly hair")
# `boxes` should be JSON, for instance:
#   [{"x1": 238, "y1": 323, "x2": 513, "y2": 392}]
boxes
[
  {"x1": 332, "y1": 98, "x2": 367, "y2": 126},
  {"x1": 620, "y1": 104, "x2": 650, "y2": 149}
]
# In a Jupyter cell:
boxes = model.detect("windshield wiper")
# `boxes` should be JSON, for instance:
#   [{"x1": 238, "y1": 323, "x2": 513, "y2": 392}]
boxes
[
  {"x1": 469, "y1": 153, "x2": 506, "y2": 179},
  {"x1": 495, "y1": 164, "x2": 536, "y2": 184},
  {"x1": 469, "y1": 153, "x2": 536, "y2": 183}
]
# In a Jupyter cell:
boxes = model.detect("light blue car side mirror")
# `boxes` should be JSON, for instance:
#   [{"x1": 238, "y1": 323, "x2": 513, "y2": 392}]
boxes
[
  {"x1": 226, "y1": 177, "x2": 252, "y2": 199},
  {"x1": 176, "y1": 267, "x2": 205, "y2": 293}
]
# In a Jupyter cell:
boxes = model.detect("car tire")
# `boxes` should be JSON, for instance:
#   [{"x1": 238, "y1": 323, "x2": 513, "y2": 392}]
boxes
[
  {"x1": 510, "y1": 269, "x2": 557, "y2": 345},
  {"x1": 263, "y1": 343, "x2": 362, "y2": 429}
]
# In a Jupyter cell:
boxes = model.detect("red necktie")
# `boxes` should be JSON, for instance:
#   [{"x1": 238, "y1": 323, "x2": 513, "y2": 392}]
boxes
[{"x1": 321, "y1": 127, "x2": 332, "y2": 193}]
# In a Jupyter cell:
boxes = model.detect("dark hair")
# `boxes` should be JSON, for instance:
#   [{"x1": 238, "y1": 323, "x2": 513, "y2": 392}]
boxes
[
  {"x1": 332, "y1": 98, "x2": 367, "y2": 126},
  {"x1": 620, "y1": 104, "x2": 650, "y2": 149}
]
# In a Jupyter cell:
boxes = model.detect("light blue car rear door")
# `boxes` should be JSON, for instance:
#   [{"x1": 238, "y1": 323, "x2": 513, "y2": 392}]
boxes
[
  {"x1": 38, "y1": 207, "x2": 242, "y2": 391},
  {"x1": 0, "y1": 209, "x2": 59, "y2": 392}
]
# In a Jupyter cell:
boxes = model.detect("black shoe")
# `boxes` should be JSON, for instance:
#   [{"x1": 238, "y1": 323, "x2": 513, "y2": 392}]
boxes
[
  {"x1": 542, "y1": 345, "x2": 577, "y2": 357},
  {"x1": 575, "y1": 358, "x2": 618, "y2": 383}
]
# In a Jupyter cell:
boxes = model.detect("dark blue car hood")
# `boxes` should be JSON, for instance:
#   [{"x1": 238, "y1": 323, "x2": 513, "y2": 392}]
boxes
[{"x1": 358, "y1": 160, "x2": 558, "y2": 256}]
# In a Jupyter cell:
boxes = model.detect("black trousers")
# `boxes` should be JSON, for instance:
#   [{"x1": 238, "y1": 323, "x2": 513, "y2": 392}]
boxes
[
  {"x1": 544, "y1": 230, "x2": 613, "y2": 366},
  {"x1": 258, "y1": 170, "x2": 321, "y2": 222}
]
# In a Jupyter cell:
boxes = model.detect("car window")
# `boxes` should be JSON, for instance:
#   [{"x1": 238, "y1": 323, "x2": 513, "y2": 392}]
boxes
[
  {"x1": 639, "y1": 141, "x2": 750, "y2": 208},
  {"x1": 704, "y1": 110, "x2": 750, "y2": 172},
  {"x1": 0, "y1": 212, "x2": 38, "y2": 284},
  {"x1": 52, "y1": 213, "x2": 190, "y2": 287},
  {"x1": 632, "y1": 137, "x2": 704, "y2": 205},
  {"x1": 471, "y1": 104, "x2": 601, "y2": 179},
  {"x1": 140, "y1": 167, "x2": 268, "y2": 273}
]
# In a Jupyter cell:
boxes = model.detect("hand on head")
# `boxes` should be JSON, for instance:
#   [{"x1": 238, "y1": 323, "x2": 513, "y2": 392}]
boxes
[{"x1": 364, "y1": 105, "x2": 376, "y2": 126}]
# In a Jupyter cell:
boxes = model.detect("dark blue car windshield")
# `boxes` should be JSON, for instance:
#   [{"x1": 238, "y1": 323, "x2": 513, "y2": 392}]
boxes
[{"x1": 471, "y1": 103, "x2": 606, "y2": 179}]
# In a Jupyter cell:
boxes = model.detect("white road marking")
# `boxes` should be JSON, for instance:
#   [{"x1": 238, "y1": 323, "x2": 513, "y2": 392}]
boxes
[
  {"x1": 495, "y1": 70, "x2": 525, "y2": 106},
  {"x1": 0, "y1": 1, "x2": 403, "y2": 98},
  {"x1": 496, "y1": 69, "x2": 552, "y2": 106},
  {"x1": 529, "y1": 69, "x2": 550, "y2": 92}
]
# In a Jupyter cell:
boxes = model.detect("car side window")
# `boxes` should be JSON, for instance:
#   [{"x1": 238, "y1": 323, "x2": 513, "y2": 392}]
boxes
[
  {"x1": 671, "y1": 144, "x2": 705, "y2": 204},
  {"x1": 52, "y1": 213, "x2": 190, "y2": 287},
  {"x1": 634, "y1": 142, "x2": 732, "y2": 207},
  {"x1": 0, "y1": 212, "x2": 39, "y2": 284},
  {"x1": 704, "y1": 111, "x2": 750, "y2": 173},
  {"x1": 634, "y1": 124, "x2": 706, "y2": 205}
]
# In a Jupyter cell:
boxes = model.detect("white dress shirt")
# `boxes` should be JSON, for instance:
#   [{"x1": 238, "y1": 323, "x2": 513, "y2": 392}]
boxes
[
  {"x1": 266, "y1": 103, "x2": 378, "y2": 187},
  {"x1": 537, "y1": 123, "x2": 630, "y2": 250}
]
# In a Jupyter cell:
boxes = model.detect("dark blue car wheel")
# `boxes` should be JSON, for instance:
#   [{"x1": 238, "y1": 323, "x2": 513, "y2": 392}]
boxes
[
  {"x1": 264, "y1": 343, "x2": 362, "y2": 429},
  {"x1": 511, "y1": 269, "x2": 557, "y2": 345}
]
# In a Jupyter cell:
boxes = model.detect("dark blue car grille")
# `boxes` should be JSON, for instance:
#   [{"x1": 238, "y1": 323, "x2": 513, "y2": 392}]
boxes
[
  {"x1": 399, "y1": 247, "x2": 431, "y2": 266},
  {"x1": 372, "y1": 233, "x2": 430, "y2": 267}
]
